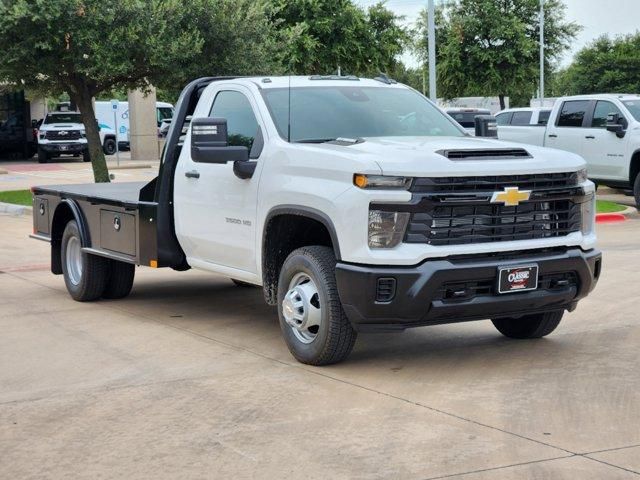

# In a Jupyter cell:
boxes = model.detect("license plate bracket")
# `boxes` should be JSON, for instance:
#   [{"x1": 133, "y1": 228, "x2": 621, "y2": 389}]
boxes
[{"x1": 498, "y1": 264, "x2": 539, "y2": 294}]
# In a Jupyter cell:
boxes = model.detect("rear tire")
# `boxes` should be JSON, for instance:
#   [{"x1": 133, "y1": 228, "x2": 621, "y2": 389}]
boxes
[
  {"x1": 37, "y1": 147, "x2": 48, "y2": 164},
  {"x1": 633, "y1": 174, "x2": 640, "y2": 208},
  {"x1": 277, "y1": 246, "x2": 357, "y2": 365},
  {"x1": 103, "y1": 260, "x2": 135, "y2": 299},
  {"x1": 103, "y1": 138, "x2": 117, "y2": 155},
  {"x1": 492, "y1": 311, "x2": 563, "y2": 339},
  {"x1": 61, "y1": 220, "x2": 109, "y2": 301},
  {"x1": 82, "y1": 150, "x2": 91, "y2": 162}
]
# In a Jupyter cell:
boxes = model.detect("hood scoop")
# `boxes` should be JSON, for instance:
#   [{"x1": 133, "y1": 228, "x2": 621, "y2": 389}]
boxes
[{"x1": 437, "y1": 148, "x2": 531, "y2": 160}]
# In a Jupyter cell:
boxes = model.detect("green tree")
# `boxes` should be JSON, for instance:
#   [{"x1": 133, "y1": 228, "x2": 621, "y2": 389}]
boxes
[
  {"x1": 269, "y1": 0, "x2": 409, "y2": 76},
  {"x1": 0, "y1": 0, "x2": 205, "y2": 182},
  {"x1": 415, "y1": 0, "x2": 579, "y2": 109},
  {"x1": 553, "y1": 33, "x2": 640, "y2": 96}
]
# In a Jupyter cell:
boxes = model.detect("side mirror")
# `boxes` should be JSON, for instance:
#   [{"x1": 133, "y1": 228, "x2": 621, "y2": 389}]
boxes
[
  {"x1": 475, "y1": 115, "x2": 498, "y2": 138},
  {"x1": 606, "y1": 113, "x2": 627, "y2": 138},
  {"x1": 190, "y1": 117, "x2": 249, "y2": 163}
]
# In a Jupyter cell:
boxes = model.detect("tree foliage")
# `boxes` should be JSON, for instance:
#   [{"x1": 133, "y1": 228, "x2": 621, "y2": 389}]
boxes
[
  {"x1": 553, "y1": 33, "x2": 640, "y2": 96},
  {"x1": 269, "y1": 0, "x2": 409, "y2": 76},
  {"x1": 414, "y1": 0, "x2": 579, "y2": 108},
  {"x1": 0, "y1": 0, "x2": 280, "y2": 182}
]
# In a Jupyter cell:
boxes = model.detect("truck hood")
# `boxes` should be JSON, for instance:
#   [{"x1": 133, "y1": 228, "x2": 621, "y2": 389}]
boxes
[
  {"x1": 315, "y1": 136, "x2": 586, "y2": 177},
  {"x1": 40, "y1": 124, "x2": 83, "y2": 131}
]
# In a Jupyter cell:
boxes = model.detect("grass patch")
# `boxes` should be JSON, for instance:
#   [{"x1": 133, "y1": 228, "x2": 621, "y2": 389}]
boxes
[
  {"x1": 0, "y1": 189, "x2": 32, "y2": 207},
  {"x1": 596, "y1": 200, "x2": 626, "y2": 214}
]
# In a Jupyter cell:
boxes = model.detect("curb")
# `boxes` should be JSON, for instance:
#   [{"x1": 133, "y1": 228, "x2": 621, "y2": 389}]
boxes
[
  {"x1": 0, "y1": 168, "x2": 7, "y2": 175},
  {"x1": 0, "y1": 202, "x2": 32, "y2": 216},
  {"x1": 595, "y1": 205, "x2": 637, "y2": 224},
  {"x1": 109, "y1": 163, "x2": 153, "y2": 170}
]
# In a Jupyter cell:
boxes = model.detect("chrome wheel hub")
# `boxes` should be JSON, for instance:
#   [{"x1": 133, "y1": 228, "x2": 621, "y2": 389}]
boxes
[
  {"x1": 282, "y1": 273, "x2": 322, "y2": 344},
  {"x1": 65, "y1": 236, "x2": 83, "y2": 286}
]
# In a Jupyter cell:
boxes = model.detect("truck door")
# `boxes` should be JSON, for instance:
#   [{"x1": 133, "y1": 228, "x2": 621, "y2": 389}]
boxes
[
  {"x1": 545, "y1": 100, "x2": 590, "y2": 159},
  {"x1": 174, "y1": 85, "x2": 265, "y2": 275},
  {"x1": 582, "y1": 100, "x2": 629, "y2": 180}
]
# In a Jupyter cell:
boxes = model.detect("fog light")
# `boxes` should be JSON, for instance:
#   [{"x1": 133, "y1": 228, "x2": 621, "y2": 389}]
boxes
[{"x1": 368, "y1": 210, "x2": 410, "y2": 248}]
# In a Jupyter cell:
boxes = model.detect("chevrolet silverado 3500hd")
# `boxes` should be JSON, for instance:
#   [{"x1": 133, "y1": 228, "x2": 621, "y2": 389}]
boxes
[{"x1": 30, "y1": 76, "x2": 601, "y2": 365}]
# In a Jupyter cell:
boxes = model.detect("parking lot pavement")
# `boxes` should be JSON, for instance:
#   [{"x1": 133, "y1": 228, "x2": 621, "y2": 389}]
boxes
[
  {"x1": 0, "y1": 211, "x2": 639, "y2": 479},
  {"x1": 0, "y1": 155, "x2": 159, "y2": 192}
]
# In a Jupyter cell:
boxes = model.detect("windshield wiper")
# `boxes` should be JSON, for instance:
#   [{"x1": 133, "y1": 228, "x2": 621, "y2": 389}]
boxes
[
  {"x1": 294, "y1": 138, "x2": 337, "y2": 144},
  {"x1": 295, "y1": 137, "x2": 364, "y2": 145}
]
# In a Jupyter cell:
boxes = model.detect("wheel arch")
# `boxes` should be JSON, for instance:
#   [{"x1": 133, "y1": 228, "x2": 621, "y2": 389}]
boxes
[
  {"x1": 50, "y1": 199, "x2": 91, "y2": 274},
  {"x1": 630, "y1": 149, "x2": 640, "y2": 186},
  {"x1": 262, "y1": 205, "x2": 341, "y2": 305}
]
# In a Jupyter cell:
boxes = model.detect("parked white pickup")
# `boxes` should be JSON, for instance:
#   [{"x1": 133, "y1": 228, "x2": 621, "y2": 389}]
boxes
[{"x1": 497, "y1": 95, "x2": 640, "y2": 206}]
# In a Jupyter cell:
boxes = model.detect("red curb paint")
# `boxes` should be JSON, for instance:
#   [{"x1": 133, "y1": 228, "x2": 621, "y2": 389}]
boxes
[{"x1": 596, "y1": 213, "x2": 626, "y2": 223}]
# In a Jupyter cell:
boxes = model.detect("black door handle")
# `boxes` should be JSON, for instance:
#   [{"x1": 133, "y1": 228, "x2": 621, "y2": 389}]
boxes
[
  {"x1": 185, "y1": 170, "x2": 200, "y2": 179},
  {"x1": 548, "y1": 134, "x2": 558, "y2": 138},
  {"x1": 585, "y1": 135, "x2": 595, "y2": 139}
]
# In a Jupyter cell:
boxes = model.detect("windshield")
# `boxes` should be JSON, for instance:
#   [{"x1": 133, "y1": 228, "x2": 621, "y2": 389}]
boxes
[
  {"x1": 623, "y1": 100, "x2": 640, "y2": 121},
  {"x1": 447, "y1": 111, "x2": 490, "y2": 128},
  {"x1": 261, "y1": 86, "x2": 463, "y2": 142},
  {"x1": 157, "y1": 107, "x2": 173, "y2": 122},
  {"x1": 44, "y1": 113, "x2": 81, "y2": 124}
]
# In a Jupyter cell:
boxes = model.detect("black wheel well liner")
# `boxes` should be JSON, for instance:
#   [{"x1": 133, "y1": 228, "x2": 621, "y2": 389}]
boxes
[
  {"x1": 262, "y1": 206, "x2": 340, "y2": 305},
  {"x1": 630, "y1": 149, "x2": 640, "y2": 186},
  {"x1": 50, "y1": 199, "x2": 90, "y2": 274}
]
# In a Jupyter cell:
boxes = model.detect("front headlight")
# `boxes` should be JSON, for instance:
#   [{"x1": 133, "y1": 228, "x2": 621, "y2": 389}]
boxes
[
  {"x1": 576, "y1": 168, "x2": 588, "y2": 184},
  {"x1": 368, "y1": 210, "x2": 410, "y2": 248},
  {"x1": 580, "y1": 193, "x2": 595, "y2": 235},
  {"x1": 354, "y1": 174, "x2": 412, "y2": 190},
  {"x1": 80, "y1": 129, "x2": 86, "y2": 138}
]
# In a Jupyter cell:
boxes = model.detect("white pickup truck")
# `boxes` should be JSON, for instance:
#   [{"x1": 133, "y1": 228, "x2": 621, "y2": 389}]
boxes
[
  {"x1": 497, "y1": 95, "x2": 640, "y2": 206},
  {"x1": 37, "y1": 111, "x2": 118, "y2": 163},
  {"x1": 30, "y1": 76, "x2": 601, "y2": 365}
]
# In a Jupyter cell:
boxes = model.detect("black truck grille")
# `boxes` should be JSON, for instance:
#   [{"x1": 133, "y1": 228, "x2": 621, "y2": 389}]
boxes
[
  {"x1": 402, "y1": 173, "x2": 583, "y2": 246},
  {"x1": 411, "y1": 172, "x2": 578, "y2": 194},
  {"x1": 45, "y1": 130, "x2": 81, "y2": 141}
]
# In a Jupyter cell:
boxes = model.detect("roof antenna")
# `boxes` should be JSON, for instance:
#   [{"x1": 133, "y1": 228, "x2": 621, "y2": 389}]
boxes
[{"x1": 287, "y1": 73, "x2": 292, "y2": 142}]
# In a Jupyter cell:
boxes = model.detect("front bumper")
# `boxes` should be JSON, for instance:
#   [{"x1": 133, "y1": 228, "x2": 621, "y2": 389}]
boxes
[
  {"x1": 40, "y1": 143, "x2": 87, "y2": 154},
  {"x1": 336, "y1": 248, "x2": 602, "y2": 332}
]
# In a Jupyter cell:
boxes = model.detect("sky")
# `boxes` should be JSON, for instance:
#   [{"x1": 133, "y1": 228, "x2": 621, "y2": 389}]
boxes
[{"x1": 355, "y1": 0, "x2": 640, "y2": 67}]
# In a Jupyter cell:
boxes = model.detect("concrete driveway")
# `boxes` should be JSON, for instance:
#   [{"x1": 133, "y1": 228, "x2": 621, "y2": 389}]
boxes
[{"x1": 0, "y1": 210, "x2": 639, "y2": 479}]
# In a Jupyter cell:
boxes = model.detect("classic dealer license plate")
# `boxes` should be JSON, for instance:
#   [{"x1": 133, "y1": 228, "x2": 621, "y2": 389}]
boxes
[{"x1": 498, "y1": 265, "x2": 539, "y2": 294}]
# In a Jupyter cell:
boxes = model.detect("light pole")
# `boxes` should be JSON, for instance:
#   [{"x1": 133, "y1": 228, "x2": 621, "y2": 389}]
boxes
[
  {"x1": 428, "y1": 0, "x2": 437, "y2": 101},
  {"x1": 539, "y1": 0, "x2": 545, "y2": 102}
]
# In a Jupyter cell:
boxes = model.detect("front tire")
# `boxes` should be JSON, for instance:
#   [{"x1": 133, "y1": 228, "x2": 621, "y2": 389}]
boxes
[
  {"x1": 102, "y1": 260, "x2": 135, "y2": 299},
  {"x1": 492, "y1": 311, "x2": 563, "y2": 339},
  {"x1": 633, "y1": 174, "x2": 640, "y2": 208},
  {"x1": 277, "y1": 246, "x2": 357, "y2": 365},
  {"x1": 103, "y1": 138, "x2": 117, "y2": 155},
  {"x1": 61, "y1": 220, "x2": 109, "y2": 301},
  {"x1": 82, "y1": 150, "x2": 91, "y2": 162},
  {"x1": 37, "y1": 147, "x2": 48, "y2": 164}
]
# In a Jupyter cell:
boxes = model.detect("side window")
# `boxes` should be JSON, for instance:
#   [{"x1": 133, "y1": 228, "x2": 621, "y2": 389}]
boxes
[
  {"x1": 209, "y1": 91, "x2": 259, "y2": 152},
  {"x1": 557, "y1": 100, "x2": 590, "y2": 127},
  {"x1": 511, "y1": 111, "x2": 533, "y2": 126},
  {"x1": 496, "y1": 112, "x2": 513, "y2": 126},
  {"x1": 537, "y1": 111, "x2": 551, "y2": 125},
  {"x1": 591, "y1": 101, "x2": 625, "y2": 128}
]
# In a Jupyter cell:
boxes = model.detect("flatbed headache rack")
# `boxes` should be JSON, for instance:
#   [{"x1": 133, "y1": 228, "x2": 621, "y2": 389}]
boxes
[{"x1": 30, "y1": 77, "x2": 231, "y2": 272}]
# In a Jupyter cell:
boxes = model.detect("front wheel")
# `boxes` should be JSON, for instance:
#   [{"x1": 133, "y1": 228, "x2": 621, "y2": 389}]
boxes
[
  {"x1": 633, "y1": 174, "x2": 640, "y2": 208},
  {"x1": 277, "y1": 246, "x2": 357, "y2": 365},
  {"x1": 61, "y1": 220, "x2": 109, "y2": 301},
  {"x1": 103, "y1": 138, "x2": 117, "y2": 155},
  {"x1": 492, "y1": 311, "x2": 563, "y2": 339},
  {"x1": 37, "y1": 147, "x2": 48, "y2": 164},
  {"x1": 82, "y1": 150, "x2": 91, "y2": 162}
]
